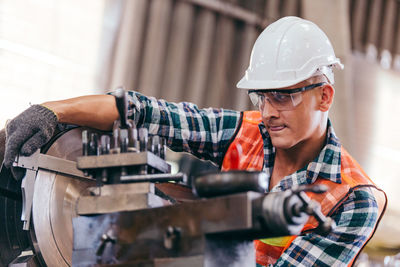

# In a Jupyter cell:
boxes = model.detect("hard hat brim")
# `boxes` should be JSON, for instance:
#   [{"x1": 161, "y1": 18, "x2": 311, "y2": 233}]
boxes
[{"x1": 236, "y1": 61, "x2": 344, "y2": 90}]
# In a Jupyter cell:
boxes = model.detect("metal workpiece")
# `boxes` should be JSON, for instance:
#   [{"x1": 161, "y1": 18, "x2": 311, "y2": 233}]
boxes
[
  {"x1": 77, "y1": 193, "x2": 165, "y2": 216},
  {"x1": 193, "y1": 170, "x2": 268, "y2": 197},
  {"x1": 89, "y1": 182, "x2": 156, "y2": 196},
  {"x1": 77, "y1": 151, "x2": 171, "y2": 174},
  {"x1": 120, "y1": 172, "x2": 187, "y2": 183},
  {"x1": 76, "y1": 183, "x2": 165, "y2": 215}
]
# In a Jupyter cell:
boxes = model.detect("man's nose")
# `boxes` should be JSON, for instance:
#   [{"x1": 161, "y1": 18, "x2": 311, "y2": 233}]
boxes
[{"x1": 261, "y1": 99, "x2": 280, "y2": 119}]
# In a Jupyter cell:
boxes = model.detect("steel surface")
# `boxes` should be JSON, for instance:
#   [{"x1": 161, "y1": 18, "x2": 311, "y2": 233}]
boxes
[
  {"x1": 30, "y1": 128, "x2": 95, "y2": 266},
  {"x1": 193, "y1": 170, "x2": 268, "y2": 197},
  {"x1": 76, "y1": 151, "x2": 171, "y2": 175},
  {"x1": 28, "y1": 128, "x2": 176, "y2": 266}
]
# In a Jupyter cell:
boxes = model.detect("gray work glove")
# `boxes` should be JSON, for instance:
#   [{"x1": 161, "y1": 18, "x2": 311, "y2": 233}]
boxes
[{"x1": 4, "y1": 104, "x2": 58, "y2": 180}]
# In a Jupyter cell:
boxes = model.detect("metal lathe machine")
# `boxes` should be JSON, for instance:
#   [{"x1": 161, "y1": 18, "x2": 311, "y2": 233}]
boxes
[{"x1": 0, "y1": 89, "x2": 334, "y2": 267}]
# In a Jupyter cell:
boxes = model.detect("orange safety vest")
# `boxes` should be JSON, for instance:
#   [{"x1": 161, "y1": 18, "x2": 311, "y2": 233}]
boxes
[{"x1": 221, "y1": 111, "x2": 387, "y2": 266}]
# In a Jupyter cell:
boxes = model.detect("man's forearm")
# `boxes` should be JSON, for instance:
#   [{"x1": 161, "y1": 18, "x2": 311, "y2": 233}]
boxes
[{"x1": 42, "y1": 95, "x2": 119, "y2": 131}]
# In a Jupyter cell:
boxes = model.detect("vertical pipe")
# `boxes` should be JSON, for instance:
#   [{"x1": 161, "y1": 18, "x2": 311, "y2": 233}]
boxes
[
  {"x1": 380, "y1": 0, "x2": 397, "y2": 68},
  {"x1": 205, "y1": 15, "x2": 235, "y2": 108},
  {"x1": 106, "y1": 0, "x2": 148, "y2": 91},
  {"x1": 281, "y1": 0, "x2": 299, "y2": 17},
  {"x1": 185, "y1": 9, "x2": 216, "y2": 106},
  {"x1": 232, "y1": 24, "x2": 258, "y2": 111},
  {"x1": 365, "y1": 0, "x2": 384, "y2": 60},
  {"x1": 161, "y1": 1, "x2": 195, "y2": 102},
  {"x1": 139, "y1": 0, "x2": 174, "y2": 98},
  {"x1": 264, "y1": 0, "x2": 280, "y2": 20},
  {"x1": 392, "y1": 2, "x2": 400, "y2": 70},
  {"x1": 351, "y1": 0, "x2": 368, "y2": 53}
]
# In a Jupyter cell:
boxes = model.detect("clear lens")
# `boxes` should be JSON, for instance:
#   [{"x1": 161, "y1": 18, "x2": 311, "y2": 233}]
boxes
[
  {"x1": 269, "y1": 92, "x2": 294, "y2": 106},
  {"x1": 251, "y1": 91, "x2": 303, "y2": 111},
  {"x1": 248, "y1": 92, "x2": 260, "y2": 107},
  {"x1": 248, "y1": 82, "x2": 324, "y2": 111}
]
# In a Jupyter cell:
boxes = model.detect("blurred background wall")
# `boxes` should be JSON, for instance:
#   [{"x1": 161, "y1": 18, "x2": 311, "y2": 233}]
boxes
[{"x1": 0, "y1": 0, "x2": 399, "y2": 264}]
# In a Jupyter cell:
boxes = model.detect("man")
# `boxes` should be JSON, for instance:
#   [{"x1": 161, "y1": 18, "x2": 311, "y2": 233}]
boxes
[{"x1": 3, "y1": 16, "x2": 386, "y2": 266}]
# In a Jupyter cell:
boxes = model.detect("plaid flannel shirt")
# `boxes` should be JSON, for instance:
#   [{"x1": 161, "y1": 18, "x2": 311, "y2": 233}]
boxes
[{"x1": 126, "y1": 91, "x2": 379, "y2": 267}]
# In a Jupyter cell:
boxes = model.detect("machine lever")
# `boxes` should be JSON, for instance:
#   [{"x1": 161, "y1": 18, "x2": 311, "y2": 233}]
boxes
[
  {"x1": 96, "y1": 232, "x2": 116, "y2": 258},
  {"x1": 293, "y1": 185, "x2": 336, "y2": 234},
  {"x1": 114, "y1": 87, "x2": 130, "y2": 129}
]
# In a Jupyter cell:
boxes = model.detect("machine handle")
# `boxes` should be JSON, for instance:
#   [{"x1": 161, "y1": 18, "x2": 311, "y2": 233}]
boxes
[
  {"x1": 114, "y1": 87, "x2": 129, "y2": 129},
  {"x1": 293, "y1": 185, "x2": 336, "y2": 234}
]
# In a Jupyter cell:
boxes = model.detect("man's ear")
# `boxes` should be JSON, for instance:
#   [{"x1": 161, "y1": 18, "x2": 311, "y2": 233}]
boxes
[{"x1": 319, "y1": 84, "x2": 334, "y2": 112}]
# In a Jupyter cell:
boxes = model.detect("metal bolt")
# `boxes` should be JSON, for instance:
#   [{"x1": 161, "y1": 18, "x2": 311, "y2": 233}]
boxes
[
  {"x1": 139, "y1": 128, "x2": 148, "y2": 152},
  {"x1": 128, "y1": 127, "x2": 139, "y2": 152},
  {"x1": 82, "y1": 130, "x2": 89, "y2": 156},
  {"x1": 100, "y1": 135, "x2": 110, "y2": 155},
  {"x1": 163, "y1": 226, "x2": 181, "y2": 250}
]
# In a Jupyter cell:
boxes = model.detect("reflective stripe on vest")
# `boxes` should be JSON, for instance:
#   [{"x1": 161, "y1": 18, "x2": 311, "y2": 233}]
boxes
[{"x1": 221, "y1": 111, "x2": 387, "y2": 267}]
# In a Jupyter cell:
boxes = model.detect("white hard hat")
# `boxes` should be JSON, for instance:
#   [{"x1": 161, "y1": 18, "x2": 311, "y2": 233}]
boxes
[{"x1": 237, "y1": 16, "x2": 344, "y2": 90}]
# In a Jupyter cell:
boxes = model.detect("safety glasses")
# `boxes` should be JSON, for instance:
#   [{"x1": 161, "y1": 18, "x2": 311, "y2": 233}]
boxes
[{"x1": 248, "y1": 82, "x2": 326, "y2": 111}]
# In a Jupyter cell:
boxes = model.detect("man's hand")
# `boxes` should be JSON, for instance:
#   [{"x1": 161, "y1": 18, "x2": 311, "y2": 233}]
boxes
[{"x1": 4, "y1": 105, "x2": 58, "y2": 179}]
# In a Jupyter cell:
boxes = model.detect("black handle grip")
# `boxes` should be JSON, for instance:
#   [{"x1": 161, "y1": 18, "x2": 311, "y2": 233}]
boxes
[{"x1": 114, "y1": 87, "x2": 129, "y2": 129}]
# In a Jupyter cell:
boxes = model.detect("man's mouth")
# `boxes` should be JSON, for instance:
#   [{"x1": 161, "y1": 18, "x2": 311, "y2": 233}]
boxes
[{"x1": 268, "y1": 125, "x2": 286, "y2": 132}]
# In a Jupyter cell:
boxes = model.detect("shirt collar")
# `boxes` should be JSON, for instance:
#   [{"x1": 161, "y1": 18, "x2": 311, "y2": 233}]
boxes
[{"x1": 258, "y1": 119, "x2": 342, "y2": 188}]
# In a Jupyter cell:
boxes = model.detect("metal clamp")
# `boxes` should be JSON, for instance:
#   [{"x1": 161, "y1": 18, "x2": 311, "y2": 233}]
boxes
[{"x1": 14, "y1": 150, "x2": 90, "y2": 230}]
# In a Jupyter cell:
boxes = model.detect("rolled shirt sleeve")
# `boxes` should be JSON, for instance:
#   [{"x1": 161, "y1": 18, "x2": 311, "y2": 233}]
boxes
[{"x1": 126, "y1": 91, "x2": 241, "y2": 165}]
